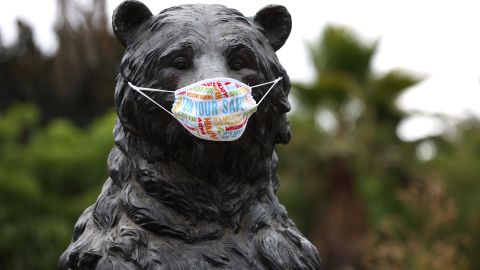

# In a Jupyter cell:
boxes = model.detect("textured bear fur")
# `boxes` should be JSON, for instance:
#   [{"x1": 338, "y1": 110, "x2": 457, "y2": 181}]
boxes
[{"x1": 58, "y1": 1, "x2": 321, "y2": 269}]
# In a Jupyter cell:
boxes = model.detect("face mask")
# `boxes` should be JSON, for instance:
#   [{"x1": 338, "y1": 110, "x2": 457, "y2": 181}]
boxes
[{"x1": 126, "y1": 76, "x2": 282, "y2": 141}]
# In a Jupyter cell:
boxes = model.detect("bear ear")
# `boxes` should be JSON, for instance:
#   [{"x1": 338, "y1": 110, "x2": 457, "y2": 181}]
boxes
[
  {"x1": 253, "y1": 5, "x2": 292, "y2": 51},
  {"x1": 112, "y1": 0, "x2": 153, "y2": 47}
]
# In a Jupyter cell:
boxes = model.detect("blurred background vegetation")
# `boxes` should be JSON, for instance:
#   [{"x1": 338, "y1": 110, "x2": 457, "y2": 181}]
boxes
[{"x1": 0, "y1": 0, "x2": 479, "y2": 269}]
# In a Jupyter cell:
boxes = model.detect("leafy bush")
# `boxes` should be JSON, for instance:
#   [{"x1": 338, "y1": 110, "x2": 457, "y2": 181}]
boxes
[{"x1": 0, "y1": 103, "x2": 115, "y2": 269}]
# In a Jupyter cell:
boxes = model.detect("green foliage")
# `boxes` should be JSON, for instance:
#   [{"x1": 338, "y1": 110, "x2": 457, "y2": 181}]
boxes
[
  {"x1": 277, "y1": 25, "x2": 479, "y2": 269},
  {"x1": 364, "y1": 177, "x2": 471, "y2": 270},
  {"x1": 0, "y1": 104, "x2": 115, "y2": 269},
  {"x1": 309, "y1": 25, "x2": 377, "y2": 83}
]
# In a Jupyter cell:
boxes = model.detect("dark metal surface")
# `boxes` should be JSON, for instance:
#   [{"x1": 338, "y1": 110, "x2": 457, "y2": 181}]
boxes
[{"x1": 58, "y1": 1, "x2": 321, "y2": 269}]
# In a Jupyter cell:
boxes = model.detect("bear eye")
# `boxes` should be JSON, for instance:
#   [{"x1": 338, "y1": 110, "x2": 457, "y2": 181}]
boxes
[
  {"x1": 229, "y1": 58, "x2": 246, "y2": 71},
  {"x1": 173, "y1": 57, "x2": 188, "y2": 70}
]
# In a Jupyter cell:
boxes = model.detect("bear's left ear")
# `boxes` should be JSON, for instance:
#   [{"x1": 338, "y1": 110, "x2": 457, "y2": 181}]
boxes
[
  {"x1": 253, "y1": 5, "x2": 292, "y2": 51},
  {"x1": 112, "y1": 0, "x2": 153, "y2": 47}
]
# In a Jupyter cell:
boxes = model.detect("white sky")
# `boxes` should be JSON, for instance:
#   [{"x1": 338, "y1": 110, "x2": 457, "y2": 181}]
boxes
[{"x1": 1, "y1": 0, "x2": 479, "y2": 141}]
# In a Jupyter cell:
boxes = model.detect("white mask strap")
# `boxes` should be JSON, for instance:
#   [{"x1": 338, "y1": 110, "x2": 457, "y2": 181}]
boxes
[
  {"x1": 127, "y1": 84, "x2": 173, "y2": 93},
  {"x1": 127, "y1": 77, "x2": 283, "y2": 116},
  {"x1": 127, "y1": 82, "x2": 174, "y2": 116},
  {"x1": 253, "y1": 77, "x2": 283, "y2": 105}
]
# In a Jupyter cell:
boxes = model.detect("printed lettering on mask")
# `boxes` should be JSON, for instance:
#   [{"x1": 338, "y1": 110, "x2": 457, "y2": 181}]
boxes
[{"x1": 127, "y1": 77, "x2": 282, "y2": 141}]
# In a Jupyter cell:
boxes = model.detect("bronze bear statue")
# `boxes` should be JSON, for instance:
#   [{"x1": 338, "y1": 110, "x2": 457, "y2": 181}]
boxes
[{"x1": 58, "y1": 1, "x2": 321, "y2": 269}]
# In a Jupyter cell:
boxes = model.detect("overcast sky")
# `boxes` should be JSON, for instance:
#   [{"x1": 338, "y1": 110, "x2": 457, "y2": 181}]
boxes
[{"x1": 1, "y1": 0, "x2": 479, "y2": 140}]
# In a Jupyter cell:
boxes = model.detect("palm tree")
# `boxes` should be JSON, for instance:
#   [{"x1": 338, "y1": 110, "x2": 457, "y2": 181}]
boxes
[{"x1": 277, "y1": 25, "x2": 420, "y2": 269}]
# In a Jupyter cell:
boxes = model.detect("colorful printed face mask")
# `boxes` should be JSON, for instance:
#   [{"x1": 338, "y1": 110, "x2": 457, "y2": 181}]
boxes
[{"x1": 127, "y1": 77, "x2": 282, "y2": 141}]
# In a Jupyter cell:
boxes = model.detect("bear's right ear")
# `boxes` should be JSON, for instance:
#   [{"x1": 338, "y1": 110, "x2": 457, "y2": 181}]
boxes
[
  {"x1": 112, "y1": 0, "x2": 153, "y2": 47},
  {"x1": 254, "y1": 5, "x2": 292, "y2": 51}
]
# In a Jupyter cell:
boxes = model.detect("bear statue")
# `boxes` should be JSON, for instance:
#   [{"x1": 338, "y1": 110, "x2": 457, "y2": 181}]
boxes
[{"x1": 58, "y1": 1, "x2": 321, "y2": 269}]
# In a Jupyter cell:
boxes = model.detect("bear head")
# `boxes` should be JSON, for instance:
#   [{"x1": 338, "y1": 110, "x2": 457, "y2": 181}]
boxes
[{"x1": 112, "y1": 1, "x2": 292, "y2": 178}]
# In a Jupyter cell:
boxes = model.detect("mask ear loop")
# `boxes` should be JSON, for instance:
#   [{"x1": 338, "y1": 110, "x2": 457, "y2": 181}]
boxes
[
  {"x1": 118, "y1": 66, "x2": 175, "y2": 117},
  {"x1": 118, "y1": 67, "x2": 175, "y2": 117},
  {"x1": 252, "y1": 77, "x2": 283, "y2": 105},
  {"x1": 127, "y1": 82, "x2": 174, "y2": 117},
  {"x1": 128, "y1": 85, "x2": 174, "y2": 93}
]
